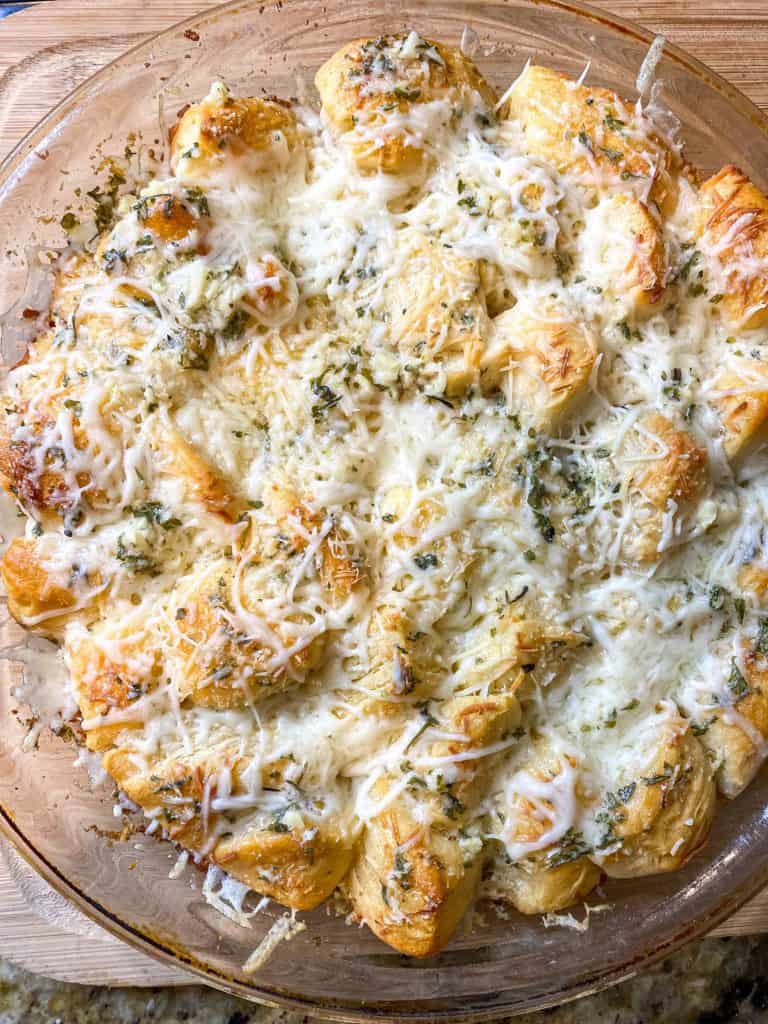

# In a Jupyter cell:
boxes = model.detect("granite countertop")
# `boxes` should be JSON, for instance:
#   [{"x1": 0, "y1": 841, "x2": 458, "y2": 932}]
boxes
[{"x1": 2, "y1": 936, "x2": 768, "y2": 1024}]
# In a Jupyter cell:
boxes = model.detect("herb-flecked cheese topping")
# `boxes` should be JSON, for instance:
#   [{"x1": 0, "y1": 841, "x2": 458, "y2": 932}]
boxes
[{"x1": 3, "y1": 32, "x2": 768, "y2": 956}]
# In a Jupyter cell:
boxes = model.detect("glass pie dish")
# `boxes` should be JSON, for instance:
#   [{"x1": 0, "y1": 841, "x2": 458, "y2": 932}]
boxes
[{"x1": 2, "y1": 0, "x2": 768, "y2": 1018}]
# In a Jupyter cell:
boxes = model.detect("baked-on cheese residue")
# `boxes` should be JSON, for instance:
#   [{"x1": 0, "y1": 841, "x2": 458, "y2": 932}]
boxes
[{"x1": 3, "y1": 31, "x2": 768, "y2": 957}]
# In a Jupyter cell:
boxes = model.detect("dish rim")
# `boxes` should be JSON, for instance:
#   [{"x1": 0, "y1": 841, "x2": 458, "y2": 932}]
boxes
[{"x1": 2, "y1": 0, "x2": 768, "y2": 1017}]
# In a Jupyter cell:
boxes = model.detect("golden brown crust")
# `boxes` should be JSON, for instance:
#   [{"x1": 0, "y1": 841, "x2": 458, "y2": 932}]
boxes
[
  {"x1": 598, "y1": 723, "x2": 716, "y2": 877},
  {"x1": 481, "y1": 303, "x2": 597, "y2": 428},
  {"x1": 490, "y1": 855, "x2": 600, "y2": 916},
  {"x1": 0, "y1": 311, "x2": 132, "y2": 521},
  {"x1": 492, "y1": 745, "x2": 601, "y2": 914},
  {"x1": 710, "y1": 360, "x2": 768, "y2": 462},
  {"x1": 620, "y1": 196, "x2": 666, "y2": 308},
  {"x1": 697, "y1": 165, "x2": 768, "y2": 328},
  {"x1": 316, "y1": 35, "x2": 495, "y2": 175},
  {"x1": 598, "y1": 193, "x2": 666, "y2": 311},
  {"x1": 152, "y1": 424, "x2": 240, "y2": 521},
  {"x1": 67, "y1": 627, "x2": 159, "y2": 751},
  {"x1": 142, "y1": 195, "x2": 202, "y2": 243},
  {"x1": 345, "y1": 690, "x2": 520, "y2": 957},
  {"x1": 633, "y1": 413, "x2": 708, "y2": 509},
  {"x1": 695, "y1": 645, "x2": 768, "y2": 798},
  {"x1": 346, "y1": 792, "x2": 483, "y2": 957},
  {"x1": 385, "y1": 232, "x2": 489, "y2": 395},
  {"x1": 738, "y1": 563, "x2": 768, "y2": 603},
  {"x1": 263, "y1": 481, "x2": 362, "y2": 603},
  {"x1": 1, "y1": 538, "x2": 77, "y2": 636},
  {"x1": 100, "y1": 746, "x2": 226, "y2": 850},
  {"x1": 0, "y1": 407, "x2": 85, "y2": 518},
  {"x1": 102, "y1": 742, "x2": 358, "y2": 909},
  {"x1": 171, "y1": 94, "x2": 299, "y2": 182},
  {"x1": 214, "y1": 822, "x2": 358, "y2": 911},
  {"x1": 501, "y1": 65, "x2": 678, "y2": 213},
  {"x1": 626, "y1": 413, "x2": 708, "y2": 562}
]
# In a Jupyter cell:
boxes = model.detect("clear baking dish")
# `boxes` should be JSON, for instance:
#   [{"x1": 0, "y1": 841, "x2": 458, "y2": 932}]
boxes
[{"x1": 2, "y1": 0, "x2": 768, "y2": 1018}]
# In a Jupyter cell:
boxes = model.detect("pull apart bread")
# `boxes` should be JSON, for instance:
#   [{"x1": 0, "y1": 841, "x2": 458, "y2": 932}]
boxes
[{"x1": 3, "y1": 32, "x2": 768, "y2": 957}]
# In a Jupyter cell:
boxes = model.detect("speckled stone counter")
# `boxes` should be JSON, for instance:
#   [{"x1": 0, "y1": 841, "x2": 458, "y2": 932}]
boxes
[{"x1": 2, "y1": 936, "x2": 768, "y2": 1024}]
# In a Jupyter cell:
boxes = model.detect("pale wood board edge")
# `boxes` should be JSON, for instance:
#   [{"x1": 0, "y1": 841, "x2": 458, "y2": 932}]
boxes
[{"x1": 0, "y1": 844, "x2": 193, "y2": 986}]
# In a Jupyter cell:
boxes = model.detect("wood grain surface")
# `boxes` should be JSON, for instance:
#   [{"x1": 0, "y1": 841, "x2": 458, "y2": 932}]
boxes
[
  {"x1": 0, "y1": 841, "x2": 190, "y2": 985},
  {"x1": 1, "y1": 0, "x2": 768, "y2": 161},
  {"x1": 1, "y1": 0, "x2": 768, "y2": 987}
]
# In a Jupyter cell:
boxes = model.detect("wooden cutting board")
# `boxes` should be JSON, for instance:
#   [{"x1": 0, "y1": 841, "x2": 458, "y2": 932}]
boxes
[
  {"x1": 3, "y1": 0, "x2": 768, "y2": 162},
  {"x1": 1, "y1": 0, "x2": 768, "y2": 988}
]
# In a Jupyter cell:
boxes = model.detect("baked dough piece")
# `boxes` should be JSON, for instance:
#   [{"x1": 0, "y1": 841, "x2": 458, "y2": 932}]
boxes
[
  {"x1": 212, "y1": 814, "x2": 358, "y2": 910},
  {"x1": 10, "y1": 252, "x2": 94, "y2": 362},
  {"x1": 452, "y1": 608, "x2": 585, "y2": 692},
  {"x1": 166, "y1": 563, "x2": 328, "y2": 711},
  {"x1": 696, "y1": 165, "x2": 768, "y2": 329},
  {"x1": 265, "y1": 482, "x2": 362, "y2": 597},
  {"x1": 66, "y1": 617, "x2": 162, "y2": 752},
  {"x1": 481, "y1": 302, "x2": 597, "y2": 428},
  {"x1": 316, "y1": 34, "x2": 496, "y2": 175},
  {"x1": 345, "y1": 688, "x2": 521, "y2": 957},
  {"x1": 351, "y1": 606, "x2": 420, "y2": 711},
  {"x1": 171, "y1": 85, "x2": 299, "y2": 184},
  {"x1": 500, "y1": 65, "x2": 678, "y2": 213},
  {"x1": 0, "y1": 307, "x2": 129, "y2": 521},
  {"x1": 0, "y1": 406, "x2": 83, "y2": 519},
  {"x1": 384, "y1": 231, "x2": 489, "y2": 395},
  {"x1": 0, "y1": 389, "x2": 130, "y2": 523},
  {"x1": 69, "y1": 479, "x2": 361, "y2": 723},
  {"x1": 580, "y1": 192, "x2": 666, "y2": 313},
  {"x1": 709, "y1": 359, "x2": 768, "y2": 462},
  {"x1": 68, "y1": 526, "x2": 362, "y2": 910},
  {"x1": 355, "y1": 489, "x2": 464, "y2": 710},
  {"x1": 103, "y1": 738, "x2": 358, "y2": 909},
  {"x1": 1, "y1": 537, "x2": 98, "y2": 638},
  {"x1": 496, "y1": 851, "x2": 599, "y2": 917},
  {"x1": 694, "y1": 644, "x2": 768, "y2": 798},
  {"x1": 138, "y1": 193, "x2": 203, "y2": 244},
  {"x1": 101, "y1": 740, "x2": 248, "y2": 844},
  {"x1": 151, "y1": 420, "x2": 240, "y2": 521},
  {"x1": 171, "y1": 491, "x2": 361, "y2": 710},
  {"x1": 489, "y1": 743, "x2": 599, "y2": 914},
  {"x1": 625, "y1": 413, "x2": 708, "y2": 562},
  {"x1": 597, "y1": 715, "x2": 716, "y2": 877},
  {"x1": 738, "y1": 562, "x2": 768, "y2": 603},
  {"x1": 0, "y1": 256, "x2": 148, "y2": 525},
  {"x1": 631, "y1": 414, "x2": 708, "y2": 510}
]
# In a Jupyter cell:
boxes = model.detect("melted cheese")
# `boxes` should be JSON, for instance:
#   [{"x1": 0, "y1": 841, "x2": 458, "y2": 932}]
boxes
[{"x1": 3, "y1": 33, "x2": 768, "y2": 942}]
